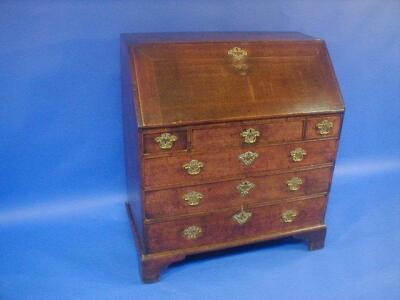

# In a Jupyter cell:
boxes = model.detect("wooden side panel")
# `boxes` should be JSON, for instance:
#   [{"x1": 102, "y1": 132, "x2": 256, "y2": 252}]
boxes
[
  {"x1": 121, "y1": 37, "x2": 144, "y2": 241},
  {"x1": 144, "y1": 166, "x2": 332, "y2": 219},
  {"x1": 145, "y1": 195, "x2": 327, "y2": 253},
  {"x1": 143, "y1": 139, "x2": 338, "y2": 188}
]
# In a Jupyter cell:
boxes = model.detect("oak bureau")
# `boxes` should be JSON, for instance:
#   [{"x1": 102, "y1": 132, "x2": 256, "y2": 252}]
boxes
[{"x1": 120, "y1": 32, "x2": 345, "y2": 282}]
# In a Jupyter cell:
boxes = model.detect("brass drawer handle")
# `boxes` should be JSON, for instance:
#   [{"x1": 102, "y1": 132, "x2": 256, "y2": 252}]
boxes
[
  {"x1": 316, "y1": 119, "x2": 334, "y2": 135},
  {"x1": 227, "y1": 47, "x2": 248, "y2": 75},
  {"x1": 183, "y1": 159, "x2": 204, "y2": 175},
  {"x1": 290, "y1": 147, "x2": 307, "y2": 162},
  {"x1": 182, "y1": 225, "x2": 203, "y2": 240},
  {"x1": 237, "y1": 180, "x2": 256, "y2": 196},
  {"x1": 281, "y1": 210, "x2": 298, "y2": 223},
  {"x1": 241, "y1": 128, "x2": 260, "y2": 144},
  {"x1": 286, "y1": 177, "x2": 303, "y2": 191},
  {"x1": 183, "y1": 191, "x2": 203, "y2": 206},
  {"x1": 232, "y1": 206, "x2": 252, "y2": 225},
  {"x1": 154, "y1": 132, "x2": 177, "y2": 149},
  {"x1": 239, "y1": 151, "x2": 258, "y2": 166}
]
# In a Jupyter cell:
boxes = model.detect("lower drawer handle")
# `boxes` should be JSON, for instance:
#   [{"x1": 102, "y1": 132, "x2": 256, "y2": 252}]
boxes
[
  {"x1": 286, "y1": 177, "x2": 303, "y2": 191},
  {"x1": 182, "y1": 225, "x2": 203, "y2": 240},
  {"x1": 290, "y1": 147, "x2": 307, "y2": 162},
  {"x1": 183, "y1": 191, "x2": 203, "y2": 206},
  {"x1": 232, "y1": 207, "x2": 252, "y2": 225},
  {"x1": 281, "y1": 210, "x2": 298, "y2": 223},
  {"x1": 183, "y1": 159, "x2": 204, "y2": 175}
]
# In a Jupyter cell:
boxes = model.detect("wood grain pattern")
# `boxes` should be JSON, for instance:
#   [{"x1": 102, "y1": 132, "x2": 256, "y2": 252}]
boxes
[
  {"x1": 123, "y1": 33, "x2": 344, "y2": 129},
  {"x1": 143, "y1": 139, "x2": 338, "y2": 188},
  {"x1": 192, "y1": 118, "x2": 304, "y2": 151},
  {"x1": 121, "y1": 32, "x2": 345, "y2": 282},
  {"x1": 145, "y1": 195, "x2": 327, "y2": 253},
  {"x1": 305, "y1": 115, "x2": 342, "y2": 139},
  {"x1": 144, "y1": 166, "x2": 332, "y2": 219}
]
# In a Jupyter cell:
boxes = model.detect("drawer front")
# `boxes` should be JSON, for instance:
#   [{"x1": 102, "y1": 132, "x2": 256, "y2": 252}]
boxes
[
  {"x1": 306, "y1": 115, "x2": 341, "y2": 139},
  {"x1": 143, "y1": 130, "x2": 187, "y2": 154},
  {"x1": 192, "y1": 119, "x2": 304, "y2": 151},
  {"x1": 145, "y1": 196, "x2": 327, "y2": 253},
  {"x1": 143, "y1": 139, "x2": 338, "y2": 188},
  {"x1": 145, "y1": 167, "x2": 332, "y2": 219}
]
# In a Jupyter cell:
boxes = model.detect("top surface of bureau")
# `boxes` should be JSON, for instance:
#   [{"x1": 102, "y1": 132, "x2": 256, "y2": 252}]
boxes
[{"x1": 122, "y1": 32, "x2": 345, "y2": 129}]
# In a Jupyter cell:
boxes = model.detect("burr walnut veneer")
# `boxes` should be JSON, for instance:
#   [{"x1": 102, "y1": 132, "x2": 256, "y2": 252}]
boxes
[{"x1": 121, "y1": 32, "x2": 345, "y2": 282}]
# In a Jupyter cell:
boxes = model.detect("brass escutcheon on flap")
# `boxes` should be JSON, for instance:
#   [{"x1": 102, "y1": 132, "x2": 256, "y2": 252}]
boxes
[
  {"x1": 232, "y1": 206, "x2": 252, "y2": 225},
  {"x1": 241, "y1": 128, "x2": 260, "y2": 144},
  {"x1": 182, "y1": 225, "x2": 203, "y2": 240},
  {"x1": 281, "y1": 210, "x2": 298, "y2": 223},
  {"x1": 154, "y1": 132, "x2": 178, "y2": 149},
  {"x1": 183, "y1": 159, "x2": 204, "y2": 175},
  {"x1": 290, "y1": 147, "x2": 307, "y2": 162},
  {"x1": 237, "y1": 180, "x2": 256, "y2": 196},
  {"x1": 316, "y1": 119, "x2": 334, "y2": 135},
  {"x1": 227, "y1": 47, "x2": 248, "y2": 75},
  {"x1": 183, "y1": 191, "x2": 203, "y2": 206},
  {"x1": 239, "y1": 151, "x2": 259, "y2": 166},
  {"x1": 286, "y1": 177, "x2": 303, "y2": 191}
]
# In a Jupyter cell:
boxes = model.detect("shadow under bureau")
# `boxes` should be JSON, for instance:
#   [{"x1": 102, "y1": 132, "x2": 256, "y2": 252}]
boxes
[{"x1": 120, "y1": 32, "x2": 345, "y2": 282}]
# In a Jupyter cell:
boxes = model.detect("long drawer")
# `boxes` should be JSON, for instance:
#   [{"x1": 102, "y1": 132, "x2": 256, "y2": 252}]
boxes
[
  {"x1": 145, "y1": 195, "x2": 327, "y2": 253},
  {"x1": 144, "y1": 166, "x2": 332, "y2": 219},
  {"x1": 143, "y1": 139, "x2": 338, "y2": 188}
]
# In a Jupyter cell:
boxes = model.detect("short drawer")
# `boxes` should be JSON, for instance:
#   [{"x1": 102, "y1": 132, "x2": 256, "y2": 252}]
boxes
[
  {"x1": 144, "y1": 166, "x2": 332, "y2": 219},
  {"x1": 145, "y1": 195, "x2": 327, "y2": 253},
  {"x1": 143, "y1": 129, "x2": 187, "y2": 154},
  {"x1": 306, "y1": 115, "x2": 342, "y2": 139},
  {"x1": 192, "y1": 118, "x2": 304, "y2": 151},
  {"x1": 143, "y1": 139, "x2": 338, "y2": 188}
]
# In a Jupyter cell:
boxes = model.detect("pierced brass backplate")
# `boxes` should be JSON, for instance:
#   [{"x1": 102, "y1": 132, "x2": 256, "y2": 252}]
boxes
[
  {"x1": 281, "y1": 210, "x2": 298, "y2": 223},
  {"x1": 290, "y1": 147, "x2": 307, "y2": 162},
  {"x1": 286, "y1": 177, "x2": 303, "y2": 191},
  {"x1": 232, "y1": 207, "x2": 252, "y2": 225},
  {"x1": 237, "y1": 181, "x2": 256, "y2": 196},
  {"x1": 154, "y1": 132, "x2": 178, "y2": 149},
  {"x1": 227, "y1": 47, "x2": 248, "y2": 75},
  {"x1": 239, "y1": 151, "x2": 259, "y2": 166},
  {"x1": 183, "y1": 191, "x2": 203, "y2": 206},
  {"x1": 183, "y1": 159, "x2": 204, "y2": 175},
  {"x1": 228, "y1": 47, "x2": 248, "y2": 60},
  {"x1": 241, "y1": 128, "x2": 260, "y2": 144},
  {"x1": 316, "y1": 119, "x2": 334, "y2": 135},
  {"x1": 182, "y1": 225, "x2": 203, "y2": 240}
]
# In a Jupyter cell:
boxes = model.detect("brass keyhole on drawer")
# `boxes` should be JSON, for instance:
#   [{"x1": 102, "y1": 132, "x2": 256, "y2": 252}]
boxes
[
  {"x1": 237, "y1": 180, "x2": 256, "y2": 196},
  {"x1": 290, "y1": 147, "x2": 307, "y2": 162},
  {"x1": 183, "y1": 159, "x2": 204, "y2": 175},
  {"x1": 281, "y1": 210, "x2": 298, "y2": 223},
  {"x1": 183, "y1": 191, "x2": 203, "y2": 206},
  {"x1": 241, "y1": 128, "x2": 260, "y2": 144},
  {"x1": 239, "y1": 151, "x2": 258, "y2": 166},
  {"x1": 182, "y1": 225, "x2": 203, "y2": 240},
  {"x1": 232, "y1": 206, "x2": 252, "y2": 225},
  {"x1": 154, "y1": 132, "x2": 177, "y2": 149},
  {"x1": 316, "y1": 119, "x2": 334, "y2": 135},
  {"x1": 286, "y1": 177, "x2": 303, "y2": 191}
]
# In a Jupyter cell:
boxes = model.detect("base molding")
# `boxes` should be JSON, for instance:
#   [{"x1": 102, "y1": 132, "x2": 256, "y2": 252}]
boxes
[{"x1": 126, "y1": 202, "x2": 327, "y2": 283}]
